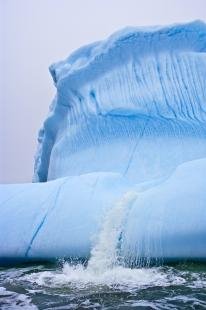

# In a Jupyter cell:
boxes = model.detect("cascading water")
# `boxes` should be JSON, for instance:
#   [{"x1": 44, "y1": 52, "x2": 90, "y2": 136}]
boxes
[{"x1": 87, "y1": 191, "x2": 138, "y2": 274}]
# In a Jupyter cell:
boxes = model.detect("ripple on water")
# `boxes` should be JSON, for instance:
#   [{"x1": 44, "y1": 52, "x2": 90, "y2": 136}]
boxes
[{"x1": 0, "y1": 263, "x2": 206, "y2": 309}]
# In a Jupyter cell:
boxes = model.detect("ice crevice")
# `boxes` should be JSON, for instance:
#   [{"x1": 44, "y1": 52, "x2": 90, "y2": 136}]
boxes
[{"x1": 25, "y1": 178, "x2": 70, "y2": 257}]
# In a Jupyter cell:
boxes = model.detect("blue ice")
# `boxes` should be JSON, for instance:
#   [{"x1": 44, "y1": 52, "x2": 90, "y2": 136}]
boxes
[{"x1": 0, "y1": 21, "x2": 206, "y2": 264}]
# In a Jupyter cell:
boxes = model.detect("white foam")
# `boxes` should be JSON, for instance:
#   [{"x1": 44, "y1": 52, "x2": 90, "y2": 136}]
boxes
[
  {"x1": 23, "y1": 264, "x2": 185, "y2": 291},
  {"x1": 0, "y1": 286, "x2": 37, "y2": 310}
]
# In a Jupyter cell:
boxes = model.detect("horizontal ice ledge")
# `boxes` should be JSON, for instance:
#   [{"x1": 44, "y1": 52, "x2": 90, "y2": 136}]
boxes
[{"x1": 0, "y1": 158, "x2": 206, "y2": 264}]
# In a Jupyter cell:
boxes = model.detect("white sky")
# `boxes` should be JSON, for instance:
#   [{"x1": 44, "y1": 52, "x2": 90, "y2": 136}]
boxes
[{"x1": 1, "y1": 0, "x2": 206, "y2": 183}]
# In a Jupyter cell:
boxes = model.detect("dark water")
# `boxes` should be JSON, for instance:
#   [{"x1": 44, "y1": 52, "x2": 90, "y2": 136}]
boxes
[{"x1": 0, "y1": 262, "x2": 206, "y2": 309}]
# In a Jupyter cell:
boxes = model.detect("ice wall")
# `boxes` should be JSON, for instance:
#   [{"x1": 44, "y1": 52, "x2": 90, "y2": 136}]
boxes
[{"x1": 34, "y1": 21, "x2": 206, "y2": 183}]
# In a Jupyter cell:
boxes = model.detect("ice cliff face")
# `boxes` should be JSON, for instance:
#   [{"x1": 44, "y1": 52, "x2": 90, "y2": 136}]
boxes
[{"x1": 34, "y1": 21, "x2": 206, "y2": 183}]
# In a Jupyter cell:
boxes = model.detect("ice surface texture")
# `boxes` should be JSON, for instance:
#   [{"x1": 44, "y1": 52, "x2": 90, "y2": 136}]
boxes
[
  {"x1": 0, "y1": 21, "x2": 206, "y2": 263},
  {"x1": 34, "y1": 20, "x2": 206, "y2": 183}
]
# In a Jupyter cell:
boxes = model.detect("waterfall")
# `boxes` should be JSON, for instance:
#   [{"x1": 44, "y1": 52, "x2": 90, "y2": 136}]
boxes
[{"x1": 87, "y1": 191, "x2": 138, "y2": 273}]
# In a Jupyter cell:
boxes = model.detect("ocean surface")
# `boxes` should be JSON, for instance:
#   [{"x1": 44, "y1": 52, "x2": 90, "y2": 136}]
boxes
[{"x1": 0, "y1": 261, "x2": 206, "y2": 309}]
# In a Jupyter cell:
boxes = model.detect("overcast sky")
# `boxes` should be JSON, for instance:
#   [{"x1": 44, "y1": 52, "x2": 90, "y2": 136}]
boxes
[{"x1": 1, "y1": 0, "x2": 206, "y2": 183}]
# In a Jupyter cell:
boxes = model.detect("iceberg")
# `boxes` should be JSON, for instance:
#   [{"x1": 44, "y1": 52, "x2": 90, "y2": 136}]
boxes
[{"x1": 0, "y1": 21, "x2": 206, "y2": 264}]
